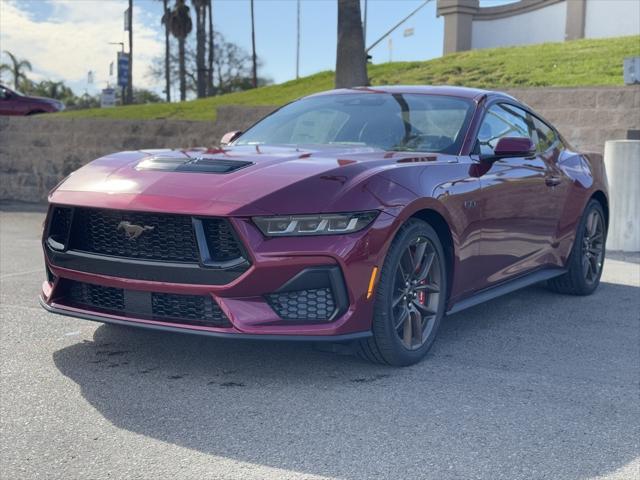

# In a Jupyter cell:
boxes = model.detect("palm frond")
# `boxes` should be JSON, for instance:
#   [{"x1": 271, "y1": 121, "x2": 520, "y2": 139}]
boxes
[{"x1": 18, "y1": 59, "x2": 32, "y2": 71}]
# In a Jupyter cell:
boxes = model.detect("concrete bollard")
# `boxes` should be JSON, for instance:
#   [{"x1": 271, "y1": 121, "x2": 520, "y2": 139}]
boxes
[{"x1": 603, "y1": 140, "x2": 640, "y2": 252}]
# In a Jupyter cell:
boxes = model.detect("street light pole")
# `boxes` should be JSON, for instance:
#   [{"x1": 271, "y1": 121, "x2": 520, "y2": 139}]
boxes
[
  {"x1": 363, "y1": 0, "x2": 368, "y2": 45},
  {"x1": 250, "y1": 0, "x2": 257, "y2": 88},
  {"x1": 296, "y1": 0, "x2": 300, "y2": 79},
  {"x1": 366, "y1": 0, "x2": 431, "y2": 53},
  {"x1": 127, "y1": 0, "x2": 133, "y2": 104}
]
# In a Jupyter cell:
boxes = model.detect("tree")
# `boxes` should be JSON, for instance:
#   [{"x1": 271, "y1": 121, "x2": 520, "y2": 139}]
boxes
[
  {"x1": 192, "y1": 0, "x2": 208, "y2": 98},
  {"x1": 25, "y1": 80, "x2": 74, "y2": 101},
  {"x1": 168, "y1": 0, "x2": 193, "y2": 101},
  {"x1": 160, "y1": 0, "x2": 171, "y2": 102},
  {"x1": 131, "y1": 88, "x2": 163, "y2": 104},
  {"x1": 148, "y1": 31, "x2": 270, "y2": 97},
  {"x1": 1, "y1": 51, "x2": 32, "y2": 90},
  {"x1": 335, "y1": 0, "x2": 368, "y2": 89},
  {"x1": 0, "y1": 63, "x2": 8, "y2": 84}
]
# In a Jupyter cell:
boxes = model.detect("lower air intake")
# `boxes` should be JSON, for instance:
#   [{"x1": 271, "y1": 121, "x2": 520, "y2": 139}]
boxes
[
  {"x1": 266, "y1": 288, "x2": 336, "y2": 321},
  {"x1": 63, "y1": 280, "x2": 230, "y2": 328}
]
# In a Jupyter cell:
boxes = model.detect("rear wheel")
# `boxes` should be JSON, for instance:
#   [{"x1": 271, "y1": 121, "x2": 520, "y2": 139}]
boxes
[
  {"x1": 547, "y1": 199, "x2": 606, "y2": 295},
  {"x1": 357, "y1": 219, "x2": 447, "y2": 366}
]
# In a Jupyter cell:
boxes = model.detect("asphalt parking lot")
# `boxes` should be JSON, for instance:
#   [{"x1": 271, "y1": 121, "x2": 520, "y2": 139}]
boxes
[{"x1": 0, "y1": 207, "x2": 638, "y2": 480}]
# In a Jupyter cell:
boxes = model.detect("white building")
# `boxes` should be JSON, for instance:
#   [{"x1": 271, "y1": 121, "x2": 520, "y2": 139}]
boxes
[{"x1": 436, "y1": 0, "x2": 640, "y2": 54}]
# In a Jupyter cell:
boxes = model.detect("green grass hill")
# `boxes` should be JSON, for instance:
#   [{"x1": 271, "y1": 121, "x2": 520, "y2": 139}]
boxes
[{"x1": 59, "y1": 35, "x2": 640, "y2": 122}]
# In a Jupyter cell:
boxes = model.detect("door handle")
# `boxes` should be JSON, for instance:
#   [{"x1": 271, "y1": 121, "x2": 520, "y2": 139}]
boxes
[{"x1": 545, "y1": 176, "x2": 562, "y2": 187}]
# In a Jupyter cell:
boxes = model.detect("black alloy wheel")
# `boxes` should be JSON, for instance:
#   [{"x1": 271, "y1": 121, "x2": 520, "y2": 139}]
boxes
[
  {"x1": 358, "y1": 219, "x2": 447, "y2": 366},
  {"x1": 547, "y1": 199, "x2": 607, "y2": 295},
  {"x1": 581, "y1": 208, "x2": 605, "y2": 285}
]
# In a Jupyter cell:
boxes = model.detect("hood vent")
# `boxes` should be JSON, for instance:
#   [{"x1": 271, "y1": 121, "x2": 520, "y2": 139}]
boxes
[
  {"x1": 136, "y1": 156, "x2": 253, "y2": 174},
  {"x1": 397, "y1": 155, "x2": 437, "y2": 164}
]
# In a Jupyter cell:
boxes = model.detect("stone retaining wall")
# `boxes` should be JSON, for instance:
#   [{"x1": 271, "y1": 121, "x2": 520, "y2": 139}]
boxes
[
  {"x1": 505, "y1": 86, "x2": 640, "y2": 155},
  {"x1": 0, "y1": 106, "x2": 275, "y2": 203},
  {"x1": 1, "y1": 87, "x2": 638, "y2": 202}
]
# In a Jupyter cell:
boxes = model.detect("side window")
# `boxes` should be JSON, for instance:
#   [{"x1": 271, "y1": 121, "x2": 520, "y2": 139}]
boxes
[
  {"x1": 476, "y1": 103, "x2": 532, "y2": 155},
  {"x1": 0, "y1": 87, "x2": 8, "y2": 100},
  {"x1": 531, "y1": 116, "x2": 557, "y2": 153}
]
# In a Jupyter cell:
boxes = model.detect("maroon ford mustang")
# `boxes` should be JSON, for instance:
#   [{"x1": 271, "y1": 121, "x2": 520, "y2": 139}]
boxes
[{"x1": 40, "y1": 86, "x2": 608, "y2": 366}]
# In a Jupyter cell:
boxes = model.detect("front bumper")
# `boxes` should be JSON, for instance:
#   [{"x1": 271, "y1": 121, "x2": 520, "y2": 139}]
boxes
[
  {"x1": 41, "y1": 209, "x2": 398, "y2": 339},
  {"x1": 39, "y1": 296, "x2": 371, "y2": 342}
]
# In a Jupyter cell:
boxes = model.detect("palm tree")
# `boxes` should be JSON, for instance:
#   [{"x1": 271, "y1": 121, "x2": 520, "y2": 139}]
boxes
[
  {"x1": 192, "y1": 0, "x2": 208, "y2": 98},
  {"x1": 0, "y1": 63, "x2": 9, "y2": 85},
  {"x1": 160, "y1": 0, "x2": 171, "y2": 102},
  {"x1": 29, "y1": 80, "x2": 74, "y2": 101},
  {"x1": 335, "y1": 0, "x2": 368, "y2": 88},
  {"x1": 168, "y1": 0, "x2": 193, "y2": 101},
  {"x1": 1, "y1": 51, "x2": 32, "y2": 90},
  {"x1": 39, "y1": 80, "x2": 68, "y2": 99}
]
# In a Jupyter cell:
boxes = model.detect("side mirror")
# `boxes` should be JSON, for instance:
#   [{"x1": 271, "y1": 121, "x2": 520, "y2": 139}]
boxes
[
  {"x1": 220, "y1": 130, "x2": 242, "y2": 146},
  {"x1": 490, "y1": 137, "x2": 536, "y2": 159}
]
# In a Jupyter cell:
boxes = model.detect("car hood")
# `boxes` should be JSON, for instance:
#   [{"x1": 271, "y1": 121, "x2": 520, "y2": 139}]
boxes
[
  {"x1": 21, "y1": 95, "x2": 59, "y2": 104},
  {"x1": 50, "y1": 145, "x2": 448, "y2": 216}
]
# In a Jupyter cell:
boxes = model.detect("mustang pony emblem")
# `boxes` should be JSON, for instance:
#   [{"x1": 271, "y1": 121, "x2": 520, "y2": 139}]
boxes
[{"x1": 117, "y1": 221, "x2": 154, "y2": 240}]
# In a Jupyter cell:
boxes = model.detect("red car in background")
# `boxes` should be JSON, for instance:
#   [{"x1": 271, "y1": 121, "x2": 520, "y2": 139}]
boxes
[
  {"x1": 0, "y1": 84, "x2": 64, "y2": 115},
  {"x1": 39, "y1": 86, "x2": 608, "y2": 366}
]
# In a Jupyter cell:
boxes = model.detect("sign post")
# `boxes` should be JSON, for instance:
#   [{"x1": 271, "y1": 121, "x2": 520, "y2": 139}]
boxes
[
  {"x1": 101, "y1": 88, "x2": 116, "y2": 108},
  {"x1": 117, "y1": 51, "x2": 129, "y2": 105}
]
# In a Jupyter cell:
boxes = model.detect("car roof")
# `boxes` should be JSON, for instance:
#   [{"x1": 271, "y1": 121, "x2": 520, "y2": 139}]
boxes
[{"x1": 307, "y1": 85, "x2": 517, "y2": 102}]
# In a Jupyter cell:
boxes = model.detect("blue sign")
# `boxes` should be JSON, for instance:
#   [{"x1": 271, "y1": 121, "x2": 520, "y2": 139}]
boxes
[{"x1": 117, "y1": 52, "x2": 129, "y2": 88}]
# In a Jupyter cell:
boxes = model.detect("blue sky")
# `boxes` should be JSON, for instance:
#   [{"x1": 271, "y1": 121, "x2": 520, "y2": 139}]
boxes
[{"x1": 0, "y1": 0, "x2": 514, "y2": 97}]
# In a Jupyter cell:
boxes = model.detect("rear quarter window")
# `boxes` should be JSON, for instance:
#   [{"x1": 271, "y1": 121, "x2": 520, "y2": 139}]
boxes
[{"x1": 531, "y1": 116, "x2": 558, "y2": 153}]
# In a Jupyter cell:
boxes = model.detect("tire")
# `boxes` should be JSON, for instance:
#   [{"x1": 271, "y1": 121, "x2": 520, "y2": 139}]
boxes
[
  {"x1": 547, "y1": 199, "x2": 606, "y2": 295},
  {"x1": 357, "y1": 219, "x2": 448, "y2": 366}
]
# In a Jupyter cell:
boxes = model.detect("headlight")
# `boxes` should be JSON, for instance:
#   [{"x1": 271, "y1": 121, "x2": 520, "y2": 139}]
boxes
[{"x1": 253, "y1": 211, "x2": 379, "y2": 237}]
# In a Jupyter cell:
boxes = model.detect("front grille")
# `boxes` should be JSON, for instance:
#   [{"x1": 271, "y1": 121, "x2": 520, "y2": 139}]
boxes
[
  {"x1": 266, "y1": 288, "x2": 336, "y2": 321},
  {"x1": 47, "y1": 206, "x2": 249, "y2": 269},
  {"x1": 202, "y1": 218, "x2": 245, "y2": 262},
  {"x1": 47, "y1": 206, "x2": 73, "y2": 248},
  {"x1": 61, "y1": 280, "x2": 230, "y2": 328},
  {"x1": 69, "y1": 207, "x2": 199, "y2": 262}
]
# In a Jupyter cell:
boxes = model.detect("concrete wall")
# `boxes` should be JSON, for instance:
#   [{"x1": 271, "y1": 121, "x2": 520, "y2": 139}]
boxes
[
  {"x1": 1, "y1": 87, "x2": 639, "y2": 202},
  {"x1": 584, "y1": 0, "x2": 640, "y2": 39},
  {"x1": 604, "y1": 140, "x2": 640, "y2": 252},
  {"x1": 472, "y1": 2, "x2": 566, "y2": 50},
  {"x1": 438, "y1": 0, "x2": 640, "y2": 54}
]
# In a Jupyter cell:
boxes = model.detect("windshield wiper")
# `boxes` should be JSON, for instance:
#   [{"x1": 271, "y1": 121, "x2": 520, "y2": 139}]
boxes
[{"x1": 387, "y1": 146, "x2": 417, "y2": 152}]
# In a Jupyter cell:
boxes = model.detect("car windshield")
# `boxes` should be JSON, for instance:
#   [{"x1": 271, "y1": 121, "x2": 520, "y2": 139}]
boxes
[
  {"x1": 1, "y1": 85, "x2": 24, "y2": 96},
  {"x1": 235, "y1": 93, "x2": 475, "y2": 154}
]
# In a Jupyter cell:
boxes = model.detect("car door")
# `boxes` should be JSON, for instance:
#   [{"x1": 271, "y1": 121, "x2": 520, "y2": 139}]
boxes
[
  {"x1": 529, "y1": 114, "x2": 571, "y2": 254},
  {"x1": 472, "y1": 102, "x2": 559, "y2": 289}
]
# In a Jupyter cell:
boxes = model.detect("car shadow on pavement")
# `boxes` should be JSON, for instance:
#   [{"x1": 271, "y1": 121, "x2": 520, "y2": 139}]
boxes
[{"x1": 52, "y1": 281, "x2": 639, "y2": 480}]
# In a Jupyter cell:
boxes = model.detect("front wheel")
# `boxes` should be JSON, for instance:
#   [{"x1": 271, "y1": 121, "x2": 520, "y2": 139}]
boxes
[{"x1": 358, "y1": 219, "x2": 447, "y2": 366}]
